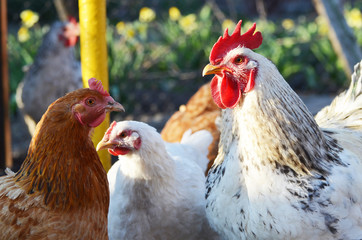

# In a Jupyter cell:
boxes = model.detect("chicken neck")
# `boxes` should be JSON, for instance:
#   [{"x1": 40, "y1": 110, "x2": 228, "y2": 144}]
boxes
[
  {"x1": 14, "y1": 109, "x2": 109, "y2": 211},
  {"x1": 216, "y1": 68, "x2": 342, "y2": 176},
  {"x1": 119, "y1": 143, "x2": 175, "y2": 182}
]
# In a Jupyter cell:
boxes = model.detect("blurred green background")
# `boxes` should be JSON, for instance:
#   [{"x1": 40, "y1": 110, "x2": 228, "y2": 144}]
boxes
[{"x1": 7, "y1": 0, "x2": 362, "y2": 117}]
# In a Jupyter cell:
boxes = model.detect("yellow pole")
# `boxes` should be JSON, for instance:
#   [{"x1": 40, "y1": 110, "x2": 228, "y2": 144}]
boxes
[{"x1": 79, "y1": 0, "x2": 111, "y2": 171}]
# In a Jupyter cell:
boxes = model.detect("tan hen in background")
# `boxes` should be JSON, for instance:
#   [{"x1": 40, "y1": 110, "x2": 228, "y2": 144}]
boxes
[{"x1": 161, "y1": 82, "x2": 221, "y2": 172}]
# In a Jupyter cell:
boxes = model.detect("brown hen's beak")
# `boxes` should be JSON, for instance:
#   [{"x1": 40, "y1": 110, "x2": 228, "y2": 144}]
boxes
[
  {"x1": 106, "y1": 101, "x2": 125, "y2": 113},
  {"x1": 202, "y1": 64, "x2": 225, "y2": 76}
]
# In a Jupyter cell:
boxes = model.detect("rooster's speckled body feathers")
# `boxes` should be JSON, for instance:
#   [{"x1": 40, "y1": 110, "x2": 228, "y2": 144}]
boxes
[{"x1": 203, "y1": 21, "x2": 362, "y2": 239}]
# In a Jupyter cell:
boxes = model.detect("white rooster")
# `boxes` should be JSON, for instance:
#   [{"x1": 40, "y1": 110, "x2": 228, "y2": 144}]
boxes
[
  {"x1": 16, "y1": 18, "x2": 82, "y2": 136},
  {"x1": 96, "y1": 120, "x2": 220, "y2": 240},
  {"x1": 202, "y1": 20, "x2": 362, "y2": 239}
]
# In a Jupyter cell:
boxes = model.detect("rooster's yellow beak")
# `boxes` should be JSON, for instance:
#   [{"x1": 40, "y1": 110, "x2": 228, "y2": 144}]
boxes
[{"x1": 202, "y1": 64, "x2": 224, "y2": 76}]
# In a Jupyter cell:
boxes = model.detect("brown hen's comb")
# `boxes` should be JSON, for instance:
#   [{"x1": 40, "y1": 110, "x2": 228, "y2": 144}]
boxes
[
  {"x1": 209, "y1": 20, "x2": 263, "y2": 64},
  {"x1": 88, "y1": 78, "x2": 110, "y2": 96}
]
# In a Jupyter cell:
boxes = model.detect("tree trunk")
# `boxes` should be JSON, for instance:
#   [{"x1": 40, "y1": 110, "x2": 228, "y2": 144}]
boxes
[
  {"x1": 0, "y1": 0, "x2": 12, "y2": 172},
  {"x1": 312, "y1": 0, "x2": 362, "y2": 77},
  {"x1": 53, "y1": 0, "x2": 79, "y2": 21},
  {"x1": 53, "y1": 0, "x2": 68, "y2": 21},
  {"x1": 256, "y1": 0, "x2": 267, "y2": 20}
]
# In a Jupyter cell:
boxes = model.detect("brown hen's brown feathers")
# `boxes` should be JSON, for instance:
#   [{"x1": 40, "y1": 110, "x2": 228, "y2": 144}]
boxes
[
  {"x1": 0, "y1": 89, "x2": 109, "y2": 240},
  {"x1": 161, "y1": 82, "x2": 221, "y2": 173}
]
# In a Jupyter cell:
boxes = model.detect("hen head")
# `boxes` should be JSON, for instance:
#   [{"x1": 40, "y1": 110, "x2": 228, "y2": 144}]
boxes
[
  {"x1": 58, "y1": 17, "x2": 80, "y2": 47},
  {"x1": 68, "y1": 78, "x2": 124, "y2": 128},
  {"x1": 96, "y1": 121, "x2": 143, "y2": 156},
  {"x1": 203, "y1": 20, "x2": 263, "y2": 109},
  {"x1": 42, "y1": 78, "x2": 124, "y2": 130}
]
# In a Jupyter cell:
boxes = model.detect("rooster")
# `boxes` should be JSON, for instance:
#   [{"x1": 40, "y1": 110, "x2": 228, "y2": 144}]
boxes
[
  {"x1": 203, "y1": 20, "x2": 362, "y2": 239},
  {"x1": 97, "y1": 121, "x2": 220, "y2": 240},
  {"x1": 16, "y1": 17, "x2": 82, "y2": 136},
  {"x1": 0, "y1": 78, "x2": 124, "y2": 239}
]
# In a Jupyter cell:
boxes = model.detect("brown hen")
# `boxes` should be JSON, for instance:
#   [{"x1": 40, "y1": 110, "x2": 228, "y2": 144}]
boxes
[{"x1": 0, "y1": 78, "x2": 124, "y2": 240}]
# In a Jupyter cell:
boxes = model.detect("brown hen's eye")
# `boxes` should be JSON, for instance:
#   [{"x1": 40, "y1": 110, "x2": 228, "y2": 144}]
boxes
[
  {"x1": 234, "y1": 56, "x2": 244, "y2": 64},
  {"x1": 86, "y1": 98, "x2": 96, "y2": 106}
]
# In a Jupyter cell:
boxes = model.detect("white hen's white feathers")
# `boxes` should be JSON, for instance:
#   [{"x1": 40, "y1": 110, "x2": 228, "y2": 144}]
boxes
[
  {"x1": 166, "y1": 129, "x2": 212, "y2": 172},
  {"x1": 205, "y1": 47, "x2": 362, "y2": 239},
  {"x1": 106, "y1": 121, "x2": 219, "y2": 240}
]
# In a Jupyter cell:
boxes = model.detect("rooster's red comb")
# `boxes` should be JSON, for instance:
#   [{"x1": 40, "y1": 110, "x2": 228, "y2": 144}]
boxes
[
  {"x1": 88, "y1": 78, "x2": 110, "y2": 96},
  {"x1": 210, "y1": 20, "x2": 263, "y2": 64}
]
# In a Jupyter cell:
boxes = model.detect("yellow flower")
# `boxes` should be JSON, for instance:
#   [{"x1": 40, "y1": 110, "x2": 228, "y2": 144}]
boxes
[
  {"x1": 116, "y1": 21, "x2": 136, "y2": 39},
  {"x1": 125, "y1": 28, "x2": 135, "y2": 39},
  {"x1": 345, "y1": 8, "x2": 362, "y2": 28},
  {"x1": 137, "y1": 23, "x2": 148, "y2": 36},
  {"x1": 18, "y1": 26, "x2": 30, "y2": 42},
  {"x1": 116, "y1": 21, "x2": 126, "y2": 34},
  {"x1": 169, "y1": 7, "x2": 181, "y2": 21},
  {"x1": 139, "y1": 7, "x2": 156, "y2": 23},
  {"x1": 222, "y1": 19, "x2": 235, "y2": 31},
  {"x1": 282, "y1": 19, "x2": 294, "y2": 30},
  {"x1": 179, "y1": 14, "x2": 197, "y2": 34},
  {"x1": 20, "y1": 10, "x2": 39, "y2": 28},
  {"x1": 316, "y1": 16, "x2": 328, "y2": 36}
]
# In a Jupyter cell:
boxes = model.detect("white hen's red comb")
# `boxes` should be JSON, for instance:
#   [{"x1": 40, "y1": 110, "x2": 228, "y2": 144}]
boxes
[
  {"x1": 103, "y1": 121, "x2": 117, "y2": 142},
  {"x1": 88, "y1": 78, "x2": 110, "y2": 96}
]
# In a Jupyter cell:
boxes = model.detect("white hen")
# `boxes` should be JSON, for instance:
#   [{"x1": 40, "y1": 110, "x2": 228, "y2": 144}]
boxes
[
  {"x1": 203, "y1": 20, "x2": 362, "y2": 239},
  {"x1": 97, "y1": 120, "x2": 220, "y2": 240}
]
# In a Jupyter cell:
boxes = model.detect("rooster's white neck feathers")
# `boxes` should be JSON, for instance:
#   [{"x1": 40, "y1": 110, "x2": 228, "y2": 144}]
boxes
[{"x1": 216, "y1": 48, "x2": 341, "y2": 175}]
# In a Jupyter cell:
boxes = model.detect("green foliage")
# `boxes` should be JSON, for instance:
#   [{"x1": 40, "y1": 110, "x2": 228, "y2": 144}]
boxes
[
  {"x1": 7, "y1": 26, "x2": 44, "y2": 113},
  {"x1": 256, "y1": 17, "x2": 346, "y2": 92},
  {"x1": 106, "y1": 5, "x2": 220, "y2": 112},
  {"x1": 7, "y1": 4, "x2": 361, "y2": 115}
]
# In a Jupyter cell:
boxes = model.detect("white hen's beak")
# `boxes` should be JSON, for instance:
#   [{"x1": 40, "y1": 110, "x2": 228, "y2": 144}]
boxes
[{"x1": 96, "y1": 139, "x2": 118, "y2": 151}]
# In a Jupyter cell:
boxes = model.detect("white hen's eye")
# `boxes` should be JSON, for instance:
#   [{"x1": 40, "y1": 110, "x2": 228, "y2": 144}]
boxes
[{"x1": 120, "y1": 131, "x2": 127, "y2": 138}]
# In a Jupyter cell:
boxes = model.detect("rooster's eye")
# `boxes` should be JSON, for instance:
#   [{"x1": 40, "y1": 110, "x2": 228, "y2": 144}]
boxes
[
  {"x1": 234, "y1": 56, "x2": 244, "y2": 64},
  {"x1": 86, "y1": 98, "x2": 96, "y2": 106}
]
